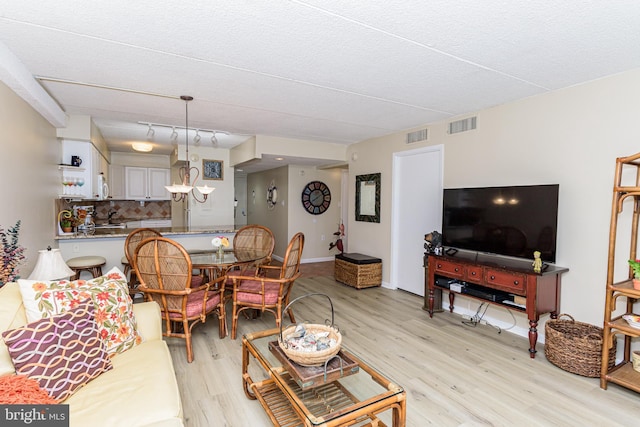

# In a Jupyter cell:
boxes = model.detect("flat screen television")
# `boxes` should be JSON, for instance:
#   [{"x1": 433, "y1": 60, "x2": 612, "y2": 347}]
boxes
[{"x1": 442, "y1": 184, "x2": 559, "y2": 263}]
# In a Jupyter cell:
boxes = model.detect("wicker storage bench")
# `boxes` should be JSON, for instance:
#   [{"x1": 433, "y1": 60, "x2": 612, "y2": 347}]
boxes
[{"x1": 334, "y1": 253, "x2": 382, "y2": 289}]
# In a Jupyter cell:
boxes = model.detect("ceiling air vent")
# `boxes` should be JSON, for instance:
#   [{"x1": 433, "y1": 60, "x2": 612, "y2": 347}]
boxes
[
  {"x1": 448, "y1": 116, "x2": 477, "y2": 134},
  {"x1": 406, "y1": 128, "x2": 428, "y2": 144}
]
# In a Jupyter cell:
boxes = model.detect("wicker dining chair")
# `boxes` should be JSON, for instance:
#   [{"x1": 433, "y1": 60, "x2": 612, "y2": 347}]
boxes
[
  {"x1": 124, "y1": 228, "x2": 162, "y2": 296},
  {"x1": 134, "y1": 237, "x2": 226, "y2": 363},
  {"x1": 225, "y1": 224, "x2": 275, "y2": 287},
  {"x1": 230, "y1": 232, "x2": 304, "y2": 339},
  {"x1": 230, "y1": 224, "x2": 275, "y2": 266}
]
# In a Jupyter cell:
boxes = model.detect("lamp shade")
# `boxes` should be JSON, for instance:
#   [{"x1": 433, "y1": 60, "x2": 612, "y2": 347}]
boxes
[
  {"x1": 27, "y1": 248, "x2": 75, "y2": 281},
  {"x1": 196, "y1": 185, "x2": 215, "y2": 195}
]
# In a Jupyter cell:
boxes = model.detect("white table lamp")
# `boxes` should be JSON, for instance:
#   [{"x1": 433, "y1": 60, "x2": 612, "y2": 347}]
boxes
[{"x1": 28, "y1": 247, "x2": 75, "y2": 280}]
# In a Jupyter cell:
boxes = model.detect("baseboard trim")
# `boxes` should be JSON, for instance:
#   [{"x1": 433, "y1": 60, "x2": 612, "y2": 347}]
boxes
[{"x1": 271, "y1": 255, "x2": 335, "y2": 264}]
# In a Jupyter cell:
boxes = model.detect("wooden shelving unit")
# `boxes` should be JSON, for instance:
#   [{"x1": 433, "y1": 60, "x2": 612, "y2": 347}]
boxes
[{"x1": 601, "y1": 152, "x2": 640, "y2": 392}]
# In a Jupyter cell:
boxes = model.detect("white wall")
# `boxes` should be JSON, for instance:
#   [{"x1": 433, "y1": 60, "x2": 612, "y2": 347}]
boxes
[
  {"x1": 234, "y1": 174, "x2": 247, "y2": 227},
  {"x1": 247, "y1": 165, "x2": 343, "y2": 261},
  {"x1": 247, "y1": 166, "x2": 289, "y2": 256},
  {"x1": 288, "y1": 165, "x2": 343, "y2": 261},
  {"x1": 347, "y1": 68, "x2": 640, "y2": 332},
  {"x1": 177, "y1": 145, "x2": 235, "y2": 227},
  {"x1": 0, "y1": 82, "x2": 60, "y2": 278}
]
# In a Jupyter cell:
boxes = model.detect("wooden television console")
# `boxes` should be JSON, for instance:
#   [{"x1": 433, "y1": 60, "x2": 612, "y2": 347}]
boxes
[{"x1": 426, "y1": 252, "x2": 568, "y2": 358}]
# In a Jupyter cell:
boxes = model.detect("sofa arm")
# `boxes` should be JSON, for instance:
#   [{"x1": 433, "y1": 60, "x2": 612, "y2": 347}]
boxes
[{"x1": 133, "y1": 301, "x2": 163, "y2": 342}]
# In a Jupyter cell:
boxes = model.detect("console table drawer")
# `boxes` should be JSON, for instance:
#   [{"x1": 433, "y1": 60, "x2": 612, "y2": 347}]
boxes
[
  {"x1": 433, "y1": 259, "x2": 464, "y2": 279},
  {"x1": 465, "y1": 265, "x2": 483, "y2": 284},
  {"x1": 485, "y1": 269, "x2": 526, "y2": 294}
]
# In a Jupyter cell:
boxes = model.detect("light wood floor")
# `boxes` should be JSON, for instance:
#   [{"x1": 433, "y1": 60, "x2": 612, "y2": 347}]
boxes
[{"x1": 168, "y1": 269, "x2": 640, "y2": 426}]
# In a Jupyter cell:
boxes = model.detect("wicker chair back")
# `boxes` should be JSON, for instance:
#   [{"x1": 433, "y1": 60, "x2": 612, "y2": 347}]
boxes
[{"x1": 233, "y1": 225, "x2": 275, "y2": 264}]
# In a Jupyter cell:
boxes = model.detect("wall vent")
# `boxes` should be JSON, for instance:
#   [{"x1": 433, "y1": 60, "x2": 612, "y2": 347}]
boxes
[
  {"x1": 406, "y1": 128, "x2": 428, "y2": 144},
  {"x1": 448, "y1": 116, "x2": 477, "y2": 134}
]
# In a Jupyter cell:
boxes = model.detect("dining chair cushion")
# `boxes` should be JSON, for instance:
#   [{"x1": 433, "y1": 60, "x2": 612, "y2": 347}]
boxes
[
  {"x1": 166, "y1": 290, "x2": 221, "y2": 320},
  {"x1": 236, "y1": 280, "x2": 280, "y2": 305},
  {"x1": 190, "y1": 275, "x2": 204, "y2": 288},
  {"x1": 225, "y1": 268, "x2": 257, "y2": 286}
]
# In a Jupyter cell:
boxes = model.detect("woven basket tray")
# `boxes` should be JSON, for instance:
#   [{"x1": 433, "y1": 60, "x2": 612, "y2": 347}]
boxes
[
  {"x1": 544, "y1": 314, "x2": 615, "y2": 377},
  {"x1": 279, "y1": 293, "x2": 342, "y2": 367},
  {"x1": 279, "y1": 324, "x2": 342, "y2": 367}
]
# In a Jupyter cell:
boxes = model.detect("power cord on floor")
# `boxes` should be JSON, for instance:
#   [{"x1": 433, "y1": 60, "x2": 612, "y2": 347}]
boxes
[
  {"x1": 462, "y1": 303, "x2": 501, "y2": 334},
  {"x1": 462, "y1": 303, "x2": 487, "y2": 327}
]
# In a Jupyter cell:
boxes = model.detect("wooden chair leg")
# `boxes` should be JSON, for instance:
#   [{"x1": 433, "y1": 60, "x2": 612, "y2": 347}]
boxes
[
  {"x1": 231, "y1": 304, "x2": 238, "y2": 340},
  {"x1": 218, "y1": 308, "x2": 227, "y2": 339},
  {"x1": 185, "y1": 320, "x2": 193, "y2": 363}
]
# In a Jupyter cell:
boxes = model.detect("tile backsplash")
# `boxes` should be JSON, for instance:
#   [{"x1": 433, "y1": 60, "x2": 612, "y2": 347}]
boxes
[{"x1": 56, "y1": 200, "x2": 171, "y2": 223}]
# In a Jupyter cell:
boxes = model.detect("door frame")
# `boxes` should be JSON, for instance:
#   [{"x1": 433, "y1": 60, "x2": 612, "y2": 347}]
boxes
[{"x1": 390, "y1": 144, "x2": 444, "y2": 292}]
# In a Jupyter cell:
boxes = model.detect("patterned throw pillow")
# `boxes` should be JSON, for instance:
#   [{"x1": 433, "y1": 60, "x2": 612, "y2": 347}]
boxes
[
  {"x1": 17, "y1": 267, "x2": 141, "y2": 355},
  {"x1": 1, "y1": 301, "x2": 113, "y2": 401}
]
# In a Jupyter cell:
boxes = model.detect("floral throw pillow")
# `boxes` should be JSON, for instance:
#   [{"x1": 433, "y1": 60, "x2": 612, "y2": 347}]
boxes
[
  {"x1": 17, "y1": 267, "x2": 141, "y2": 355},
  {"x1": 2, "y1": 301, "x2": 113, "y2": 401}
]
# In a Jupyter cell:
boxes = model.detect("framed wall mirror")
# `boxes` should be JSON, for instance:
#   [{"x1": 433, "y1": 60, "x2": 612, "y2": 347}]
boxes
[{"x1": 355, "y1": 173, "x2": 381, "y2": 223}]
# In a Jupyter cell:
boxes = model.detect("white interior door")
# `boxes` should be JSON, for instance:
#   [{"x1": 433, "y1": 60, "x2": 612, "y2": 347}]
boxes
[{"x1": 391, "y1": 146, "x2": 443, "y2": 296}]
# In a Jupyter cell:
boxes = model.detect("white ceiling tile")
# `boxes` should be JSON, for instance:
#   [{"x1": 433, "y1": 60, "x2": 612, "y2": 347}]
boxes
[{"x1": 1, "y1": 0, "x2": 640, "y2": 171}]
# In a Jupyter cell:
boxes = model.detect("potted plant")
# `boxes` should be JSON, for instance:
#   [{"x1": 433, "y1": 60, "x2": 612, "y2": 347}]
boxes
[
  {"x1": 628, "y1": 259, "x2": 640, "y2": 289},
  {"x1": 0, "y1": 220, "x2": 26, "y2": 286},
  {"x1": 60, "y1": 218, "x2": 73, "y2": 233}
]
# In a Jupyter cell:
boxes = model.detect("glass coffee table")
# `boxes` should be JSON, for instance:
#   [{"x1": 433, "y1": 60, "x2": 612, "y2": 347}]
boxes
[{"x1": 242, "y1": 328, "x2": 406, "y2": 426}]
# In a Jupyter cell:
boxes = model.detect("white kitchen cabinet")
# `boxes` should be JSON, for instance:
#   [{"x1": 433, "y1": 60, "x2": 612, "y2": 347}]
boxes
[
  {"x1": 109, "y1": 165, "x2": 125, "y2": 199},
  {"x1": 148, "y1": 168, "x2": 170, "y2": 199},
  {"x1": 125, "y1": 167, "x2": 170, "y2": 200},
  {"x1": 60, "y1": 140, "x2": 107, "y2": 199}
]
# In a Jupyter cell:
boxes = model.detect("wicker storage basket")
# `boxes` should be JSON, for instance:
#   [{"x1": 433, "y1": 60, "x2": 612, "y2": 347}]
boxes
[
  {"x1": 544, "y1": 314, "x2": 615, "y2": 377},
  {"x1": 334, "y1": 254, "x2": 382, "y2": 289},
  {"x1": 279, "y1": 293, "x2": 342, "y2": 367}
]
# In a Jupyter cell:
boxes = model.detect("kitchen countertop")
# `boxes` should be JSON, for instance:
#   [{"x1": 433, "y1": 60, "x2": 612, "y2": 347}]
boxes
[{"x1": 55, "y1": 225, "x2": 238, "y2": 240}]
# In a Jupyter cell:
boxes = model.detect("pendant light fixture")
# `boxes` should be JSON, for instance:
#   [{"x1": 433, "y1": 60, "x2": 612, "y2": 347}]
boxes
[{"x1": 164, "y1": 96, "x2": 215, "y2": 203}]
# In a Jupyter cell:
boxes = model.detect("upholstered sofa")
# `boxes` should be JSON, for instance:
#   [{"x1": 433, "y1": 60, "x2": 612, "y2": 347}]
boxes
[{"x1": 0, "y1": 280, "x2": 184, "y2": 427}]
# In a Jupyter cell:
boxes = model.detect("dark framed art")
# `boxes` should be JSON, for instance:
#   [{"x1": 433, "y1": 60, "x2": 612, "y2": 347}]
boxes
[
  {"x1": 202, "y1": 159, "x2": 223, "y2": 180},
  {"x1": 355, "y1": 173, "x2": 380, "y2": 223}
]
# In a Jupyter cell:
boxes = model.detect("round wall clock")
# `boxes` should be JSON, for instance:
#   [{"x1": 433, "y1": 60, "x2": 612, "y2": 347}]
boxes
[{"x1": 301, "y1": 181, "x2": 331, "y2": 215}]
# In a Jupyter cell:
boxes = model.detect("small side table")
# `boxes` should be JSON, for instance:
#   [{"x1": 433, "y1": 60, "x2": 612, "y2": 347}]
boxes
[{"x1": 334, "y1": 252, "x2": 382, "y2": 289}]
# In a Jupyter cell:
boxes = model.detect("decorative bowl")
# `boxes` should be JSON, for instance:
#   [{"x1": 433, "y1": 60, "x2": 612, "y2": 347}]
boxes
[{"x1": 622, "y1": 314, "x2": 640, "y2": 329}]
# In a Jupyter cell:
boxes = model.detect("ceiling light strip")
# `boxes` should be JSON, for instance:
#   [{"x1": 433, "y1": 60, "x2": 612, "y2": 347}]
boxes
[{"x1": 34, "y1": 76, "x2": 180, "y2": 100}]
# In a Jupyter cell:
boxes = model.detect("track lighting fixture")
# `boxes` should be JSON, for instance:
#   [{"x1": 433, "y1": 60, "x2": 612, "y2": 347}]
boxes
[{"x1": 138, "y1": 121, "x2": 229, "y2": 146}]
